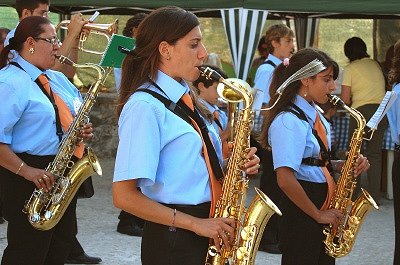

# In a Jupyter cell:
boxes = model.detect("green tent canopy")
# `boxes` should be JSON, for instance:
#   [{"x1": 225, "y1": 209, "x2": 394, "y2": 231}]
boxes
[{"x1": 2, "y1": 0, "x2": 399, "y2": 80}]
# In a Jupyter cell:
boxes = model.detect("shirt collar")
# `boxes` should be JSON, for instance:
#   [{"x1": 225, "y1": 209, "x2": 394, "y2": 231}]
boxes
[
  {"x1": 266, "y1": 54, "x2": 283, "y2": 66},
  {"x1": 199, "y1": 98, "x2": 218, "y2": 112},
  {"x1": 154, "y1": 70, "x2": 190, "y2": 103},
  {"x1": 293, "y1": 94, "x2": 318, "y2": 123},
  {"x1": 14, "y1": 55, "x2": 50, "y2": 81}
]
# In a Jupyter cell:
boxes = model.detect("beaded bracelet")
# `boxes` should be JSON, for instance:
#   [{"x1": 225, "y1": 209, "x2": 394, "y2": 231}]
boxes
[
  {"x1": 15, "y1": 162, "x2": 24, "y2": 175},
  {"x1": 169, "y1": 208, "x2": 177, "y2": 232}
]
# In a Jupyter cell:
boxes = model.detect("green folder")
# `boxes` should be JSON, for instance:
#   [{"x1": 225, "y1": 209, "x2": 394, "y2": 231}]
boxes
[{"x1": 100, "y1": 34, "x2": 135, "y2": 68}]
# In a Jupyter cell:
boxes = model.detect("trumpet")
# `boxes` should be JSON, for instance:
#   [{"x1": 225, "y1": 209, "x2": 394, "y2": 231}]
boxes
[{"x1": 56, "y1": 19, "x2": 119, "y2": 55}]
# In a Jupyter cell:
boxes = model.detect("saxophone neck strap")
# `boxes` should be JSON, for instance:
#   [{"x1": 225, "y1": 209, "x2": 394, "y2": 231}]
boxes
[
  {"x1": 9, "y1": 62, "x2": 63, "y2": 142},
  {"x1": 286, "y1": 103, "x2": 333, "y2": 173},
  {"x1": 136, "y1": 85, "x2": 224, "y2": 181},
  {"x1": 261, "y1": 60, "x2": 277, "y2": 68}
]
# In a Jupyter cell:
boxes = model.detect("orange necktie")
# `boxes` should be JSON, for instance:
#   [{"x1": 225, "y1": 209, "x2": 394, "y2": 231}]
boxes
[
  {"x1": 314, "y1": 113, "x2": 336, "y2": 210},
  {"x1": 181, "y1": 94, "x2": 222, "y2": 217},
  {"x1": 38, "y1": 74, "x2": 84, "y2": 159}
]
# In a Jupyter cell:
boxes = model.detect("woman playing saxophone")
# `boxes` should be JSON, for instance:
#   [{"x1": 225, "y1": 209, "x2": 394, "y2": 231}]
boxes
[
  {"x1": 0, "y1": 16, "x2": 93, "y2": 264},
  {"x1": 112, "y1": 6, "x2": 260, "y2": 265},
  {"x1": 258, "y1": 48, "x2": 370, "y2": 265}
]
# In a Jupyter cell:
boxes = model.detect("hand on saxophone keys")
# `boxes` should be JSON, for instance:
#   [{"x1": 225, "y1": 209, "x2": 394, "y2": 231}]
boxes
[
  {"x1": 243, "y1": 147, "x2": 260, "y2": 175},
  {"x1": 191, "y1": 217, "x2": 235, "y2": 253},
  {"x1": 353, "y1": 154, "x2": 370, "y2": 177},
  {"x1": 76, "y1": 123, "x2": 94, "y2": 145},
  {"x1": 19, "y1": 165, "x2": 55, "y2": 192},
  {"x1": 316, "y1": 208, "x2": 343, "y2": 231}
]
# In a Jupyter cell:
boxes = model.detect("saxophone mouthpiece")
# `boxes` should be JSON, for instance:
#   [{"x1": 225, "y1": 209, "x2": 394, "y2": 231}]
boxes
[
  {"x1": 55, "y1": 55, "x2": 74, "y2": 66},
  {"x1": 199, "y1": 66, "x2": 224, "y2": 83},
  {"x1": 328, "y1": 94, "x2": 345, "y2": 108}
]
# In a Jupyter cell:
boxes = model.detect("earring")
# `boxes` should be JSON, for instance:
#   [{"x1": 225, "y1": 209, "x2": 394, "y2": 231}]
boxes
[
  {"x1": 303, "y1": 86, "x2": 308, "y2": 97},
  {"x1": 29, "y1": 47, "x2": 35, "y2": 54}
]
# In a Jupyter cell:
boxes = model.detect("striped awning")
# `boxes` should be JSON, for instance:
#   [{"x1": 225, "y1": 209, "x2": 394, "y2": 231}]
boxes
[{"x1": 221, "y1": 8, "x2": 268, "y2": 80}]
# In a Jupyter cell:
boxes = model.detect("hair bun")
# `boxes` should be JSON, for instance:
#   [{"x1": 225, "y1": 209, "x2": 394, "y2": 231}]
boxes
[{"x1": 8, "y1": 37, "x2": 16, "y2": 49}]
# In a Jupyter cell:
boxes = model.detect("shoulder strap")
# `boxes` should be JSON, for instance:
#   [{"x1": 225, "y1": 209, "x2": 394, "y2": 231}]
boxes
[
  {"x1": 285, "y1": 103, "x2": 333, "y2": 173},
  {"x1": 9, "y1": 62, "x2": 64, "y2": 142},
  {"x1": 213, "y1": 116, "x2": 223, "y2": 131},
  {"x1": 136, "y1": 89, "x2": 191, "y2": 125},
  {"x1": 261, "y1": 60, "x2": 277, "y2": 68},
  {"x1": 136, "y1": 88, "x2": 224, "y2": 181}
]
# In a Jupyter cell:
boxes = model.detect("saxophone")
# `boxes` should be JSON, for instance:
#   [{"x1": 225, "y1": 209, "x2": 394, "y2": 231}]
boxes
[
  {"x1": 200, "y1": 67, "x2": 282, "y2": 265},
  {"x1": 323, "y1": 94, "x2": 379, "y2": 257},
  {"x1": 23, "y1": 55, "x2": 105, "y2": 231}
]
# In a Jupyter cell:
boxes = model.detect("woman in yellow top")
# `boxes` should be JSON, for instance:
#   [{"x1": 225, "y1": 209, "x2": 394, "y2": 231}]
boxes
[{"x1": 340, "y1": 36, "x2": 387, "y2": 204}]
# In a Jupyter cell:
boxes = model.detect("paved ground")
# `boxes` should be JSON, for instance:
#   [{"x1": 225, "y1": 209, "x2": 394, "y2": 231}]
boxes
[{"x1": 0, "y1": 157, "x2": 395, "y2": 264}]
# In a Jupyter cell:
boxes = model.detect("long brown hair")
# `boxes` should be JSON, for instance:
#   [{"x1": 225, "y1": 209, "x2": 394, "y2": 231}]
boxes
[
  {"x1": 388, "y1": 39, "x2": 400, "y2": 86},
  {"x1": 0, "y1": 16, "x2": 50, "y2": 69},
  {"x1": 117, "y1": 6, "x2": 199, "y2": 117},
  {"x1": 258, "y1": 48, "x2": 339, "y2": 148}
]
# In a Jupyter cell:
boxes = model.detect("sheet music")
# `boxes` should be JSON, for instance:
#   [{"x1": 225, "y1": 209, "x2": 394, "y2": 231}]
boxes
[{"x1": 366, "y1": 91, "x2": 398, "y2": 130}]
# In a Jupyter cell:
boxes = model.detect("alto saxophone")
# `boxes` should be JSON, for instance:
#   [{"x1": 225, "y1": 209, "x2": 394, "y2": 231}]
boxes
[
  {"x1": 23, "y1": 55, "x2": 105, "y2": 231},
  {"x1": 323, "y1": 94, "x2": 379, "y2": 257},
  {"x1": 200, "y1": 67, "x2": 282, "y2": 265}
]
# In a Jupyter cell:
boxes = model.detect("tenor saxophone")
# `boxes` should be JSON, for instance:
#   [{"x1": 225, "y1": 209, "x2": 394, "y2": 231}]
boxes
[
  {"x1": 323, "y1": 94, "x2": 379, "y2": 257},
  {"x1": 200, "y1": 67, "x2": 282, "y2": 265},
  {"x1": 23, "y1": 55, "x2": 104, "y2": 231}
]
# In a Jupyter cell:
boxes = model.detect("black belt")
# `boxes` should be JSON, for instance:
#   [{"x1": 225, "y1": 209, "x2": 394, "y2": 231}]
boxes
[
  {"x1": 161, "y1": 202, "x2": 210, "y2": 219},
  {"x1": 163, "y1": 201, "x2": 210, "y2": 210},
  {"x1": 302, "y1": 157, "x2": 328, "y2": 167}
]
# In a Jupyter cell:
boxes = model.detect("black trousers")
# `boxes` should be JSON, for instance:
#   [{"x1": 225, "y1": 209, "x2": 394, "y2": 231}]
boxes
[
  {"x1": 393, "y1": 148, "x2": 400, "y2": 265},
  {"x1": 141, "y1": 202, "x2": 210, "y2": 265},
  {"x1": 118, "y1": 210, "x2": 145, "y2": 227},
  {"x1": 0, "y1": 153, "x2": 77, "y2": 265},
  {"x1": 279, "y1": 180, "x2": 335, "y2": 265},
  {"x1": 259, "y1": 149, "x2": 282, "y2": 245}
]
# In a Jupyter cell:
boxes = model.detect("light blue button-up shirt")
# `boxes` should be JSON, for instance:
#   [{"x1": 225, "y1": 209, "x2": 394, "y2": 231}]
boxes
[
  {"x1": 387, "y1": 83, "x2": 400, "y2": 144},
  {"x1": 0, "y1": 55, "x2": 82, "y2": 155},
  {"x1": 113, "y1": 70, "x2": 222, "y2": 205},
  {"x1": 198, "y1": 98, "x2": 225, "y2": 162},
  {"x1": 253, "y1": 54, "x2": 282, "y2": 105},
  {"x1": 113, "y1": 67, "x2": 122, "y2": 94},
  {"x1": 268, "y1": 95, "x2": 331, "y2": 183}
]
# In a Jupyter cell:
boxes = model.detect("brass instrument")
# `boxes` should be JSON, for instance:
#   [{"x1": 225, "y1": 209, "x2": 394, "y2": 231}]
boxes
[
  {"x1": 200, "y1": 67, "x2": 282, "y2": 265},
  {"x1": 217, "y1": 78, "x2": 253, "y2": 140},
  {"x1": 56, "y1": 19, "x2": 118, "y2": 55},
  {"x1": 23, "y1": 55, "x2": 106, "y2": 230},
  {"x1": 323, "y1": 94, "x2": 379, "y2": 257}
]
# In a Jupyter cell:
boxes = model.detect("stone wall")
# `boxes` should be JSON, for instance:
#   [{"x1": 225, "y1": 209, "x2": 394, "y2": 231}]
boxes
[{"x1": 87, "y1": 92, "x2": 119, "y2": 158}]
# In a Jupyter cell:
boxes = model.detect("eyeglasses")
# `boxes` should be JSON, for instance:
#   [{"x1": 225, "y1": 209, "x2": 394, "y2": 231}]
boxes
[{"x1": 35, "y1": 37, "x2": 61, "y2": 46}]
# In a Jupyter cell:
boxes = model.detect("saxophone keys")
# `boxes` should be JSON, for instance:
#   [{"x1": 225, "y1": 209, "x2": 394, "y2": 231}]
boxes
[
  {"x1": 240, "y1": 225, "x2": 255, "y2": 240},
  {"x1": 236, "y1": 246, "x2": 249, "y2": 260},
  {"x1": 44, "y1": 210, "x2": 53, "y2": 220},
  {"x1": 31, "y1": 213, "x2": 41, "y2": 223},
  {"x1": 207, "y1": 246, "x2": 218, "y2": 257}
]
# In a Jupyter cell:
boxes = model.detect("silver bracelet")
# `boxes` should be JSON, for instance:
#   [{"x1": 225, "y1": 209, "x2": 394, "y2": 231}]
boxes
[
  {"x1": 15, "y1": 162, "x2": 24, "y2": 175},
  {"x1": 169, "y1": 208, "x2": 177, "y2": 232}
]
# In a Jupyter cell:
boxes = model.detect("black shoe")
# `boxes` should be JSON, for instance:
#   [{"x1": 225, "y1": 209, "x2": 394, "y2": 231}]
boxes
[
  {"x1": 65, "y1": 253, "x2": 102, "y2": 264},
  {"x1": 117, "y1": 223, "x2": 143, "y2": 237},
  {"x1": 258, "y1": 243, "x2": 282, "y2": 254}
]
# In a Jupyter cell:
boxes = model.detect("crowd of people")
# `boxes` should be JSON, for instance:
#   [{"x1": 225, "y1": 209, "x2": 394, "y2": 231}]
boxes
[{"x1": 0, "y1": 2, "x2": 399, "y2": 265}]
